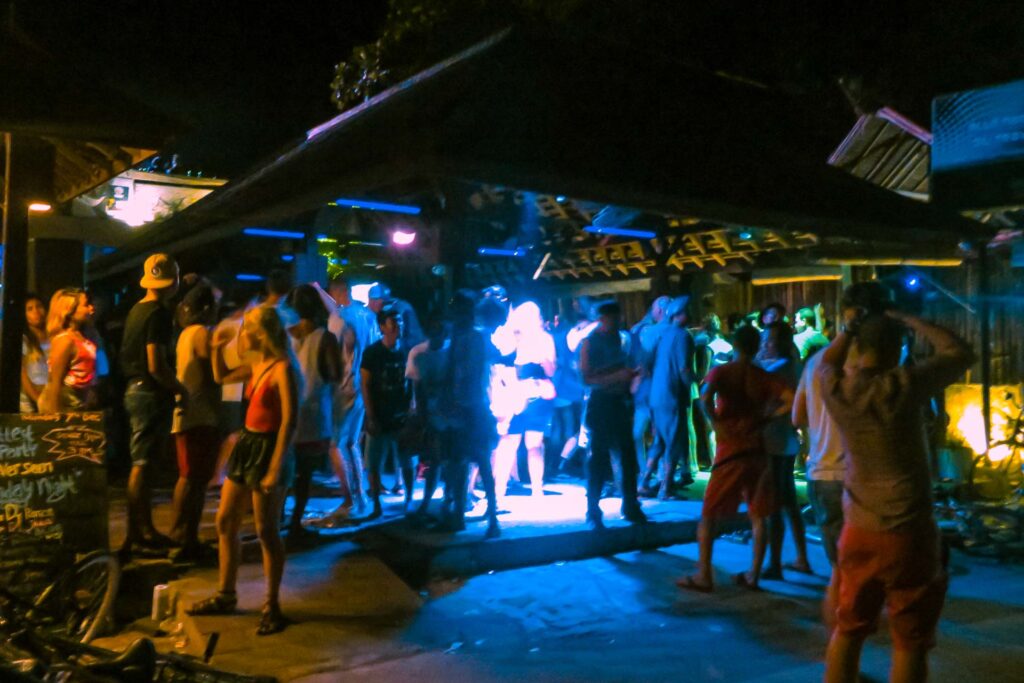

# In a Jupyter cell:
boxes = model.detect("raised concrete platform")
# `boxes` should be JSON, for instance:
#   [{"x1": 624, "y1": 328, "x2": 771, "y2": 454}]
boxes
[{"x1": 352, "y1": 479, "x2": 747, "y2": 586}]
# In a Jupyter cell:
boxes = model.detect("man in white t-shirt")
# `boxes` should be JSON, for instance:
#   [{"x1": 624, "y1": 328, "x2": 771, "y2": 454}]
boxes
[
  {"x1": 792, "y1": 349, "x2": 845, "y2": 566},
  {"x1": 314, "y1": 277, "x2": 379, "y2": 516}
]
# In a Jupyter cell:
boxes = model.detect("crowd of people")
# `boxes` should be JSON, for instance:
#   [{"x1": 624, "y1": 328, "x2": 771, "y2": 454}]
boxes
[{"x1": 19, "y1": 252, "x2": 971, "y2": 680}]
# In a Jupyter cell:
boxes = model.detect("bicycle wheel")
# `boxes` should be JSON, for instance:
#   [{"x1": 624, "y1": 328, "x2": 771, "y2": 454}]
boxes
[{"x1": 32, "y1": 551, "x2": 121, "y2": 643}]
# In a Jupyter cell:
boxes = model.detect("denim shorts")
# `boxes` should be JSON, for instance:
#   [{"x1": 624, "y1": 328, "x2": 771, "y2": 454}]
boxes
[{"x1": 124, "y1": 381, "x2": 174, "y2": 467}]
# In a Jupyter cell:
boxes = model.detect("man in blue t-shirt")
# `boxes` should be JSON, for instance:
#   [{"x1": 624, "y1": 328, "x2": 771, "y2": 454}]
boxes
[{"x1": 642, "y1": 296, "x2": 696, "y2": 500}]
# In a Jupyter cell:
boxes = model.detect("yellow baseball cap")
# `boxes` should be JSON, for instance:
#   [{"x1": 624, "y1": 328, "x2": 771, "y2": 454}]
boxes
[{"x1": 140, "y1": 253, "x2": 179, "y2": 289}]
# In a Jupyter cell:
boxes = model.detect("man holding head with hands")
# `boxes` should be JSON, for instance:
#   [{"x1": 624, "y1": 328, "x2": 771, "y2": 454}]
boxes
[{"x1": 820, "y1": 284, "x2": 973, "y2": 683}]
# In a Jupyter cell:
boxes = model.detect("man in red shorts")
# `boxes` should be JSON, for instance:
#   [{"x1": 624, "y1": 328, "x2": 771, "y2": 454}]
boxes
[
  {"x1": 819, "y1": 307, "x2": 972, "y2": 683},
  {"x1": 677, "y1": 324, "x2": 793, "y2": 592}
]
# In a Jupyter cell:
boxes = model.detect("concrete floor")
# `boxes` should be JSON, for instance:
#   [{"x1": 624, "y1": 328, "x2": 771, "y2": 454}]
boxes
[{"x1": 96, "y1": 478, "x2": 1024, "y2": 682}]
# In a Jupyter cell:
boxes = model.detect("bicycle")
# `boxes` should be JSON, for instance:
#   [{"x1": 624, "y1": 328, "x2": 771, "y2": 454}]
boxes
[
  {"x1": 1, "y1": 584, "x2": 279, "y2": 682},
  {"x1": 1, "y1": 550, "x2": 121, "y2": 644},
  {"x1": 934, "y1": 391, "x2": 1024, "y2": 560}
]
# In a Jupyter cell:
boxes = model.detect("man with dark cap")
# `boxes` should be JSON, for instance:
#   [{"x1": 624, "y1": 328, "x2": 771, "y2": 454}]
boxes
[
  {"x1": 579, "y1": 301, "x2": 647, "y2": 529},
  {"x1": 642, "y1": 295, "x2": 696, "y2": 499}
]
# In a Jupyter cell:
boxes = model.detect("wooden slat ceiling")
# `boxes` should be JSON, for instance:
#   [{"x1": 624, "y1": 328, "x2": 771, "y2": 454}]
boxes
[
  {"x1": 828, "y1": 108, "x2": 931, "y2": 197},
  {"x1": 47, "y1": 138, "x2": 156, "y2": 203},
  {"x1": 466, "y1": 185, "x2": 820, "y2": 282}
]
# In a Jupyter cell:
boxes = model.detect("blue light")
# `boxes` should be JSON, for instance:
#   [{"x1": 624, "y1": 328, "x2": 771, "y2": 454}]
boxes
[
  {"x1": 243, "y1": 228, "x2": 305, "y2": 240},
  {"x1": 236, "y1": 274, "x2": 264, "y2": 281},
  {"x1": 478, "y1": 247, "x2": 526, "y2": 257},
  {"x1": 555, "y1": 195, "x2": 567, "y2": 203},
  {"x1": 280, "y1": 254, "x2": 295, "y2": 262},
  {"x1": 738, "y1": 231, "x2": 753, "y2": 240},
  {"x1": 584, "y1": 225, "x2": 657, "y2": 239},
  {"x1": 905, "y1": 275, "x2": 921, "y2": 290},
  {"x1": 333, "y1": 197, "x2": 421, "y2": 215}
]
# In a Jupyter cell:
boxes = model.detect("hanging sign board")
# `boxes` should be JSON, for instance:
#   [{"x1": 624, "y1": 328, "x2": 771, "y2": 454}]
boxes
[
  {"x1": 932, "y1": 79, "x2": 1024, "y2": 209},
  {"x1": 0, "y1": 412, "x2": 108, "y2": 595}
]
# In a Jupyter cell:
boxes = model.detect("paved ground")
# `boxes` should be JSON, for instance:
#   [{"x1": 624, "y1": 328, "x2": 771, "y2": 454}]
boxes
[{"x1": 96, "y1": 478, "x2": 1024, "y2": 682}]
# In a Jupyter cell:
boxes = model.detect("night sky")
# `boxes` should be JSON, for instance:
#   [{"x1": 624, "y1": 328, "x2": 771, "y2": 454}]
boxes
[
  {"x1": 12, "y1": 0, "x2": 1024, "y2": 181},
  {"x1": 15, "y1": 0, "x2": 387, "y2": 177}
]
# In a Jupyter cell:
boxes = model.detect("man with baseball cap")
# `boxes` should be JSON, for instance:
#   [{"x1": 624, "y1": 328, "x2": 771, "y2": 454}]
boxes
[
  {"x1": 120, "y1": 253, "x2": 187, "y2": 558},
  {"x1": 369, "y1": 282, "x2": 425, "y2": 349},
  {"x1": 641, "y1": 295, "x2": 696, "y2": 500}
]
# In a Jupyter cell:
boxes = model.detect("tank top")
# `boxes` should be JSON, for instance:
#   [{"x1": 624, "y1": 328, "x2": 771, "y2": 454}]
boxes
[
  {"x1": 52, "y1": 331, "x2": 97, "y2": 390},
  {"x1": 20, "y1": 337, "x2": 50, "y2": 413},
  {"x1": 291, "y1": 327, "x2": 332, "y2": 443},
  {"x1": 172, "y1": 325, "x2": 221, "y2": 433},
  {"x1": 245, "y1": 360, "x2": 284, "y2": 433}
]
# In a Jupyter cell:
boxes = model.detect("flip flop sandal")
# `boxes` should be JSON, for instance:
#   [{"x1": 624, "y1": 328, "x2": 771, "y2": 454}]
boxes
[
  {"x1": 186, "y1": 592, "x2": 238, "y2": 616},
  {"x1": 257, "y1": 604, "x2": 290, "y2": 636},
  {"x1": 733, "y1": 572, "x2": 762, "y2": 591},
  {"x1": 676, "y1": 576, "x2": 713, "y2": 593}
]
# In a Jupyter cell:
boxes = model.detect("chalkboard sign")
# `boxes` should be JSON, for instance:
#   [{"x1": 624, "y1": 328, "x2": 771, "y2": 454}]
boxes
[{"x1": 0, "y1": 412, "x2": 108, "y2": 596}]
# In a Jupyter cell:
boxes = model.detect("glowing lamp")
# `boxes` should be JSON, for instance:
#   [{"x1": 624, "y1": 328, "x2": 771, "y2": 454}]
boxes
[
  {"x1": 28, "y1": 202, "x2": 52, "y2": 213},
  {"x1": 391, "y1": 230, "x2": 417, "y2": 246}
]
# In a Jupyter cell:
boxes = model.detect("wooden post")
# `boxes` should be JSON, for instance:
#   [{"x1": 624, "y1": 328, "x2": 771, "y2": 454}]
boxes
[
  {"x1": 0, "y1": 134, "x2": 53, "y2": 413},
  {"x1": 978, "y1": 245, "x2": 992, "y2": 449},
  {"x1": 1, "y1": 134, "x2": 28, "y2": 412}
]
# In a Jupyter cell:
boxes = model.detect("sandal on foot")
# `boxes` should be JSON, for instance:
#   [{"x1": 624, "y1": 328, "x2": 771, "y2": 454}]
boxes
[
  {"x1": 257, "y1": 603, "x2": 289, "y2": 636},
  {"x1": 676, "y1": 575, "x2": 713, "y2": 593},
  {"x1": 186, "y1": 592, "x2": 238, "y2": 616},
  {"x1": 733, "y1": 572, "x2": 761, "y2": 591}
]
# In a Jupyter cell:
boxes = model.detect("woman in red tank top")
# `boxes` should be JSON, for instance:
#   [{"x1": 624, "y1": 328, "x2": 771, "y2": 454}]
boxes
[
  {"x1": 188, "y1": 304, "x2": 298, "y2": 635},
  {"x1": 38, "y1": 288, "x2": 98, "y2": 413}
]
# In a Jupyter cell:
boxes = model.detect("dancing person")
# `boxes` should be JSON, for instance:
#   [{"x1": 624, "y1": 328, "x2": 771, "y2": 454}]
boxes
[
  {"x1": 39, "y1": 288, "x2": 99, "y2": 413},
  {"x1": 406, "y1": 313, "x2": 450, "y2": 520},
  {"x1": 821, "y1": 309, "x2": 972, "y2": 683},
  {"x1": 285, "y1": 285, "x2": 340, "y2": 542},
  {"x1": 641, "y1": 296, "x2": 695, "y2": 499},
  {"x1": 315, "y1": 276, "x2": 377, "y2": 519},
  {"x1": 494, "y1": 301, "x2": 556, "y2": 501},
  {"x1": 212, "y1": 300, "x2": 246, "y2": 483},
  {"x1": 677, "y1": 325, "x2": 793, "y2": 592},
  {"x1": 794, "y1": 305, "x2": 829, "y2": 360},
  {"x1": 580, "y1": 301, "x2": 646, "y2": 530},
  {"x1": 20, "y1": 293, "x2": 49, "y2": 413},
  {"x1": 551, "y1": 306, "x2": 586, "y2": 474},
  {"x1": 119, "y1": 255, "x2": 185, "y2": 557},
  {"x1": 434, "y1": 291, "x2": 501, "y2": 536},
  {"x1": 362, "y1": 305, "x2": 414, "y2": 518},
  {"x1": 189, "y1": 304, "x2": 298, "y2": 635},
  {"x1": 554, "y1": 297, "x2": 597, "y2": 471},
  {"x1": 368, "y1": 283, "x2": 424, "y2": 348},
  {"x1": 264, "y1": 269, "x2": 293, "y2": 308},
  {"x1": 792, "y1": 345, "x2": 845, "y2": 568},
  {"x1": 759, "y1": 302, "x2": 786, "y2": 329},
  {"x1": 757, "y1": 321, "x2": 811, "y2": 579},
  {"x1": 631, "y1": 296, "x2": 670, "y2": 483},
  {"x1": 170, "y1": 282, "x2": 221, "y2": 563}
]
